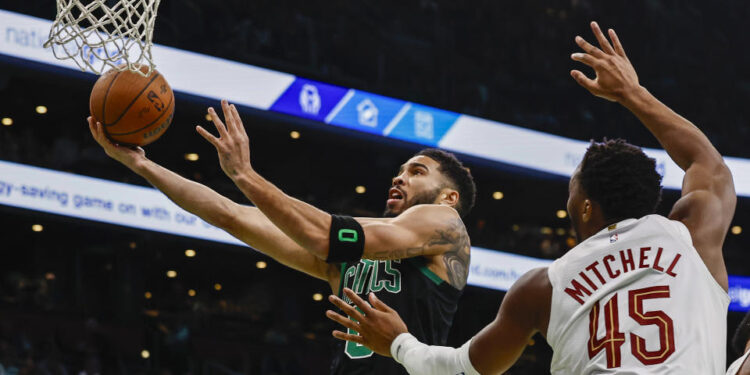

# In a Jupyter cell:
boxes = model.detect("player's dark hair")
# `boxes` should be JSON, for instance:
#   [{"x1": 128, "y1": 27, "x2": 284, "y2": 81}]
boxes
[
  {"x1": 416, "y1": 148, "x2": 476, "y2": 218},
  {"x1": 733, "y1": 311, "x2": 750, "y2": 355},
  {"x1": 579, "y1": 139, "x2": 662, "y2": 222}
]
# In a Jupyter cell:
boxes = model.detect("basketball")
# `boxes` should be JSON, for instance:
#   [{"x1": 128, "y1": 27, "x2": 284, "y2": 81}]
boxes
[{"x1": 89, "y1": 65, "x2": 175, "y2": 146}]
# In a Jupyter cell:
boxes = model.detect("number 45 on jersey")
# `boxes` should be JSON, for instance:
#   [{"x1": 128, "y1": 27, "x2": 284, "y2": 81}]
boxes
[{"x1": 589, "y1": 285, "x2": 675, "y2": 368}]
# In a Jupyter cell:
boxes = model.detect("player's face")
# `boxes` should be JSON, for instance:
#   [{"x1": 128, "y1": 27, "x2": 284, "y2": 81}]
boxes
[
  {"x1": 567, "y1": 166, "x2": 585, "y2": 242},
  {"x1": 383, "y1": 156, "x2": 446, "y2": 217}
]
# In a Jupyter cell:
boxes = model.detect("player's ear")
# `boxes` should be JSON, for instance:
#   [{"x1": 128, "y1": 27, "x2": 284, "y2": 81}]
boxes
[
  {"x1": 439, "y1": 188, "x2": 459, "y2": 207},
  {"x1": 581, "y1": 198, "x2": 593, "y2": 223}
]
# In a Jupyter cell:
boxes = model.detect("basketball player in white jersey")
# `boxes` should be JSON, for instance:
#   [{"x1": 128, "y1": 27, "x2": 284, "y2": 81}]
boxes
[
  {"x1": 727, "y1": 311, "x2": 750, "y2": 375},
  {"x1": 325, "y1": 21, "x2": 736, "y2": 374}
]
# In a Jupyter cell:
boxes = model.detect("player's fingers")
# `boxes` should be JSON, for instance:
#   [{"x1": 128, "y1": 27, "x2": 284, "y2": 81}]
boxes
[
  {"x1": 88, "y1": 117, "x2": 102, "y2": 139},
  {"x1": 329, "y1": 295, "x2": 365, "y2": 321},
  {"x1": 88, "y1": 119, "x2": 108, "y2": 146},
  {"x1": 570, "y1": 70, "x2": 599, "y2": 92},
  {"x1": 575, "y1": 36, "x2": 606, "y2": 58},
  {"x1": 332, "y1": 330, "x2": 365, "y2": 344},
  {"x1": 608, "y1": 28, "x2": 627, "y2": 58},
  {"x1": 87, "y1": 117, "x2": 100, "y2": 139},
  {"x1": 208, "y1": 107, "x2": 228, "y2": 137},
  {"x1": 590, "y1": 21, "x2": 615, "y2": 55},
  {"x1": 196, "y1": 125, "x2": 220, "y2": 148},
  {"x1": 571, "y1": 53, "x2": 600, "y2": 69},
  {"x1": 368, "y1": 292, "x2": 391, "y2": 313},
  {"x1": 343, "y1": 288, "x2": 374, "y2": 315},
  {"x1": 326, "y1": 310, "x2": 361, "y2": 331},
  {"x1": 230, "y1": 104, "x2": 247, "y2": 135},
  {"x1": 221, "y1": 99, "x2": 237, "y2": 134}
]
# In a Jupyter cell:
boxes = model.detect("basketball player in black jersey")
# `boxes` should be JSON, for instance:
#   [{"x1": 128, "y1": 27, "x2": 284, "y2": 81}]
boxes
[{"x1": 87, "y1": 100, "x2": 476, "y2": 374}]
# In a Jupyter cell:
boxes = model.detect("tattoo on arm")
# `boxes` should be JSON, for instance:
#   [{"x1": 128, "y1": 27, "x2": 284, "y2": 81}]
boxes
[
  {"x1": 369, "y1": 218, "x2": 471, "y2": 289},
  {"x1": 439, "y1": 219, "x2": 471, "y2": 289}
]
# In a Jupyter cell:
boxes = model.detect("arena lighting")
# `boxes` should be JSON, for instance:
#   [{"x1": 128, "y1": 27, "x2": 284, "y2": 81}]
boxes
[
  {"x1": 141, "y1": 350, "x2": 150, "y2": 359},
  {"x1": 188, "y1": 289, "x2": 196, "y2": 297},
  {"x1": 566, "y1": 237, "x2": 577, "y2": 248},
  {"x1": 355, "y1": 185, "x2": 366, "y2": 194},
  {"x1": 204, "y1": 113, "x2": 212, "y2": 122},
  {"x1": 166, "y1": 270, "x2": 177, "y2": 278},
  {"x1": 144, "y1": 291, "x2": 152, "y2": 299},
  {"x1": 492, "y1": 191, "x2": 504, "y2": 200},
  {"x1": 35, "y1": 105, "x2": 47, "y2": 114},
  {"x1": 31, "y1": 224, "x2": 44, "y2": 232},
  {"x1": 45, "y1": 272, "x2": 55, "y2": 280},
  {"x1": 184, "y1": 153, "x2": 199, "y2": 161},
  {"x1": 312, "y1": 293, "x2": 324, "y2": 301},
  {"x1": 555, "y1": 228, "x2": 566, "y2": 236},
  {"x1": 1, "y1": 117, "x2": 12, "y2": 126},
  {"x1": 256, "y1": 261, "x2": 267, "y2": 269},
  {"x1": 556, "y1": 210, "x2": 567, "y2": 219},
  {"x1": 732, "y1": 225, "x2": 742, "y2": 235},
  {"x1": 184, "y1": 249, "x2": 196, "y2": 257},
  {"x1": 511, "y1": 224, "x2": 520, "y2": 232},
  {"x1": 214, "y1": 283, "x2": 222, "y2": 291},
  {"x1": 290, "y1": 130, "x2": 301, "y2": 139},
  {"x1": 540, "y1": 227, "x2": 553, "y2": 235},
  {"x1": 129, "y1": 242, "x2": 137, "y2": 249}
]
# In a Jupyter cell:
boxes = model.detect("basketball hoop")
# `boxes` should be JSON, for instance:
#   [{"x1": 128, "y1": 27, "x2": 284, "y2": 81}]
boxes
[{"x1": 44, "y1": 0, "x2": 162, "y2": 77}]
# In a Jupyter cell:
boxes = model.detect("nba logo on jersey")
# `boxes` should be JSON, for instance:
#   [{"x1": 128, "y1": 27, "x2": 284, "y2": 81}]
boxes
[{"x1": 609, "y1": 233, "x2": 618, "y2": 243}]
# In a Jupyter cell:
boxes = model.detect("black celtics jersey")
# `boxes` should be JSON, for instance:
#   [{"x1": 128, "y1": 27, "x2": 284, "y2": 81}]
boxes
[{"x1": 330, "y1": 257, "x2": 462, "y2": 375}]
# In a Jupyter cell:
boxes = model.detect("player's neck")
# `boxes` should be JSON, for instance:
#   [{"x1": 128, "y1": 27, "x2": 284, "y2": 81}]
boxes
[
  {"x1": 581, "y1": 216, "x2": 630, "y2": 242},
  {"x1": 577, "y1": 212, "x2": 611, "y2": 242}
]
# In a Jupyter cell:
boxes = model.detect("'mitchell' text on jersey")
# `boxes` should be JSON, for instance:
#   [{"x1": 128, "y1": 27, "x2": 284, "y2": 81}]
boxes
[{"x1": 564, "y1": 246, "x2": 682, "y2": 305}]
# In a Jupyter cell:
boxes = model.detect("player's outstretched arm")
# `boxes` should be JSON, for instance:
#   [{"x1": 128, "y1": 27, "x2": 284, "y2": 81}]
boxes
[
  {"x1": 88, "y1": 117, "x2": 338, "y2": 286},
  {"x1": 570, "y1": 22, "x2": 736, "y2": 290},
  {"x1": 326, "y1": 268, "x2": 551, "y2": 375},
  {"x1": 198, "y1": 101, "x2": 470, "y2": 267}
]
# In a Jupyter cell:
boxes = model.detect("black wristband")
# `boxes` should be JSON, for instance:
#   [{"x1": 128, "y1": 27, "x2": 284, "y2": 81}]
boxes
[{"x1": 327, "y1": 215, "x2": 365, "y2": 263}]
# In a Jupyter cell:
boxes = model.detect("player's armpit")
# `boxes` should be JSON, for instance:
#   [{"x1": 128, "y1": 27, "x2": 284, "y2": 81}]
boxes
[
  {"x1": 668, "y1": 187, "x2": 732, "y2": 290},
  {"x1": 667, "y1": 159, "x2": 734, "y2": 292},
  {"x1": 468, "y1": 267, "x2": 552, "y2": 374}
]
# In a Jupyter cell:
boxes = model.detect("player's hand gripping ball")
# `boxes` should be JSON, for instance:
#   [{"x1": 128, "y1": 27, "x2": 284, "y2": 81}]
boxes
[{"x1": 89, "y1": 65, "x2": 175, "y2": 146}]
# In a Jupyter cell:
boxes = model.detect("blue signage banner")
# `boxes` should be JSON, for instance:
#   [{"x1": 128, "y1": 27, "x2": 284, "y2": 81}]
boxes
[
  {"x1": 269, "y1": 78, "x2": 349, "y2": 122},
  {"x1": 3, "y1": 9, "x2": 750, "y2": 197},
  {"x1": 327, "y1": 90, "x2": 408, "y2": 135},
  {"x1": 384, "y1": 103, "x2": 460, "y2": 147},
  {"x1": 729, "y1": 275, "x2": 750, "y2": 312}
]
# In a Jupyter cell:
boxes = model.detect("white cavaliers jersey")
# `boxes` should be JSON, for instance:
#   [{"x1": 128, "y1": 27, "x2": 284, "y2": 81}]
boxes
[
  {"x1": 546, "y1": 215, "x2": 729, "y2": 374},
  {"x1": 727, "y1": 351, "x2": 750, "y2": 375}
]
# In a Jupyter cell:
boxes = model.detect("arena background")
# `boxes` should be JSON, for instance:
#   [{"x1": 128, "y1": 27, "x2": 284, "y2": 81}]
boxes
[{"x1": 0, "y1": 1, "x2": 749, "y2": 373}]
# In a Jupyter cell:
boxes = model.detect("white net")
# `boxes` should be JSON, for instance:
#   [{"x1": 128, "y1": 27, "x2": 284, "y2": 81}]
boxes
[{"x1": 44, "y1": 0, "x2": 162, "y2": 76}]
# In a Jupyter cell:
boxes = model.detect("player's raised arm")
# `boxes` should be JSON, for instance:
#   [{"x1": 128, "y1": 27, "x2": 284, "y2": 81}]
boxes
[
  {"x1": 199, "y1": 101, "x2": 470, "y2": 271},
  {"x1": 88, "y1": 117, "x2": 339, "y2": 287},
  {"x1": 570, "y1": 22, "x2": 736, "y2": 290},
  {"x1": 326, "y1": 268, "x2": 551, "y2": 375}
]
